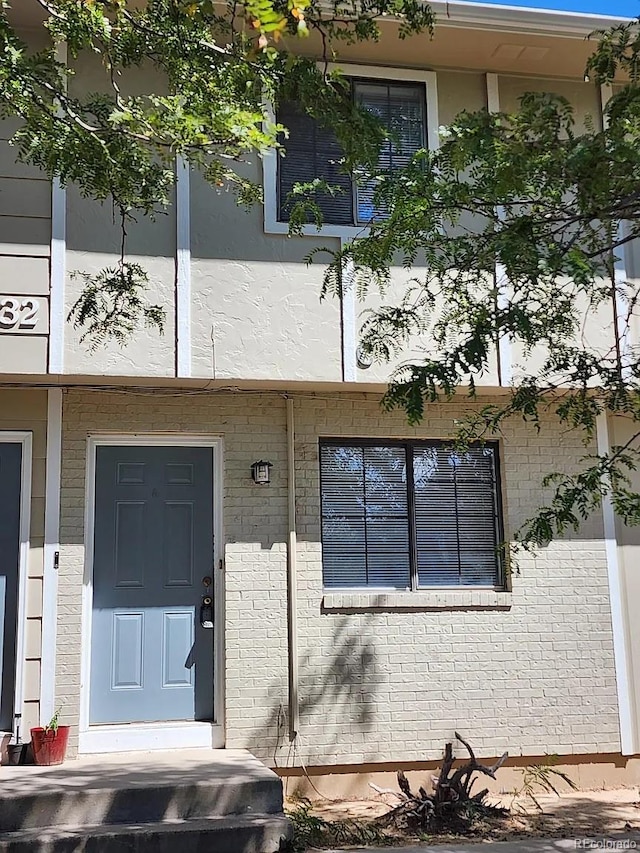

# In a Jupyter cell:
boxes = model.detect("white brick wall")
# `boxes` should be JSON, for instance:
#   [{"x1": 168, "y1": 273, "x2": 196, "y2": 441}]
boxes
[{"x1": 57, "y1": 389, "x2": 621, "y2": 764}]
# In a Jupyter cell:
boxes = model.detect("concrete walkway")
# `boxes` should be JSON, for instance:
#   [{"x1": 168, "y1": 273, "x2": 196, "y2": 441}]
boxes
[
  {"x1": 324, "y1": 835, "x2": 640, "y2": 853},
  {"x1": 0, "y1": 747, "x2": 272, "y2": 795}
]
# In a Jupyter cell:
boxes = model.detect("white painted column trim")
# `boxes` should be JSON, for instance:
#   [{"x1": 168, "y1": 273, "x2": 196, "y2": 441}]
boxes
[
  {"x1": 596, "y1": 413, "x2": 636, "y2": 755},
  {"x1": 495, "y1": 265, "x2": 512, "y2": 386},
  {"x1": 599, "y1": 83, "x2": 614, "y2": 125},
  {"x1": 486, "y1": 72, "x2": 500, "y2": 115},
  {"x1": 486, "y1": 73, "x2": 512, "y2": 387},
  {"x1": 340, "y1": 241, "x2": 357, "y2": 382},
  {"x1": 176, "y1": 155, "x2": 192, "y2": 378},
  {"x1": 425, "y1": 70, "x2": 440, "y2": 153},
  {"x1": 49, "y1": 179, "x2": 66, "y2": 374},
  {"x1": 285, "y1": 397, "x2": 299, "y2": 739},
  {"x1": 600, "y1": 84, "x2": 632, "y2": 381},
  {"x1": 48, "y1": 42, "x2": 67, "y2": 375},
  {"x1": 40, "y1": 389, "x2": 62, "y2": 725}
]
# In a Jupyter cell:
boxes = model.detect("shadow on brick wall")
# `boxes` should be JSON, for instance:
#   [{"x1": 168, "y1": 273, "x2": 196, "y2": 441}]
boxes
[{"x1": 246, "y1": 616, "x2": 379, "y2": 771}]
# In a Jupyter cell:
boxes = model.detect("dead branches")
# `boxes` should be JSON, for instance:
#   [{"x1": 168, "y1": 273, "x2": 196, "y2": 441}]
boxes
[{"x1": 381, "y1": 733, "x2": 509, "y2": 832}]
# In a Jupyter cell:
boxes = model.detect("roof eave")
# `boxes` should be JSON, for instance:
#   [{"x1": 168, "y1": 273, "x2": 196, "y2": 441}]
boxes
[{"x1": 428, "y1": 0, "x2": 633, "y2": 38}]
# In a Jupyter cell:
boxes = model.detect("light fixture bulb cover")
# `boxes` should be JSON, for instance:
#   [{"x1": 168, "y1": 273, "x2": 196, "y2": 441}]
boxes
[{"x1": 251, "y1": 460, "x2": 272, "y2": 484}]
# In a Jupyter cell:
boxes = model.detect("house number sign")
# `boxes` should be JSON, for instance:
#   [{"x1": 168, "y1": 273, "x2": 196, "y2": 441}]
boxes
[{"x1": 0, "y1": 297, "x2": 40, "y2": 332}]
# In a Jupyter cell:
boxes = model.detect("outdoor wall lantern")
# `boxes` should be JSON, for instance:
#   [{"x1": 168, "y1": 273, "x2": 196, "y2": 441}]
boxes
[
  {"x1": 251, "y1": 460, "x2": 272, "y2": 485},
  {"x1": 356, "y1": 345, "x2": 373, "y2": 369}
]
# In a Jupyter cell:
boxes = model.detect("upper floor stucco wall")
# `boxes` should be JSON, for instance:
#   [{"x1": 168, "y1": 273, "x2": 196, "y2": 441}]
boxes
[
  {"x1": 189, "y1": 169, "x2": 342, "y2": 382},
  {"x1": 0, "y1": 21, "x2": 632, "y2": 387}
]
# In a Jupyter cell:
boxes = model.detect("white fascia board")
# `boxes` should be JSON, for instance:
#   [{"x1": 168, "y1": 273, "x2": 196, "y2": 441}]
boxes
[{"x1": 427, "y1": 0, "x2": 631, "y2": 38}]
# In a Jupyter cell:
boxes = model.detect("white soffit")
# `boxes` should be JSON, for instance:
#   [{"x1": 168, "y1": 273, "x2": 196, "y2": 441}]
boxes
[{"x1": 491, "y1": 43, "x2": 550, "y2": 61}]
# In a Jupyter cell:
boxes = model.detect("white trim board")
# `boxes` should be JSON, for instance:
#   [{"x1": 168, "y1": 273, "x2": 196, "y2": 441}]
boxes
[
  {"x1": 48, "y1": 40, "x2": 67, "y2": 376},
  {"x1": 41, "y1": 389, "x2": 62, "y2": 725},
  {"x1": 340, "y1": 247, "x2": 357, "y2": 383},
  {"x1": 0, "y1": 432, "x2": 32, "y2": 740},
  {"x1": 80, "y1": 721, "x2": 216, "y2": 754},
  {"x1": 600, "y1": 84, "x2": 633, "y2": 383},
  {"x1": 78, "y1": 434, "x2": 225, "y2": 754},
  {"x1": 49, "y1": 176, "x2": 66, "y2": 374},
  {"x1": 424, "y1": 71, "x2": 439, "y2": 154},
  {"x1": 596, "y1": 414, "x2": 636, "y2": 755},
  {"x1": 486, "y1": 73, "x2": 512, "y2": 387},
  {"x1": 176, "y1": 155, "x2": 192, "y2": 378},
  {"x1": 486, "y1": 72, "x2": 500, "y2": 115}
]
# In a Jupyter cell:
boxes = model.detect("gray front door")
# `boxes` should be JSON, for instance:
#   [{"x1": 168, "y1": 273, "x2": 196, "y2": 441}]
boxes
[
  {"x1": 90, "y1": 445, "x2": 215, "y2": 725},
  {"x1": 0, "y1": 442, "x2": 22, "y2": 732}
]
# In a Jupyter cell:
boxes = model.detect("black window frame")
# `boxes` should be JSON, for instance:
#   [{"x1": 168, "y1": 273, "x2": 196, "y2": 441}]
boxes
[
  {"x1": 276, "y1": 78, "x2": 428, "y2": 227},
  {"x1": 319, "y1": 438, "x2": 506, "y2": 591}
]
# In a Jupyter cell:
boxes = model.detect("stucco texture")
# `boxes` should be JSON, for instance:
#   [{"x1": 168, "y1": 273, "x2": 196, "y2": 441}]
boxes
[{"x1": 190, "y1": 167, "x2": 342, "y2": 382}]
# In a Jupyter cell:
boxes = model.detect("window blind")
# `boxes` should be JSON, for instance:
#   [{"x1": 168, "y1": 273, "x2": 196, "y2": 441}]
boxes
[
  {"x1": 320, "y1": 444, "x2": 411, "y2": 588},
  {"x1": 277, "y1": 101, "x2": 353, "y2": 225},
  {"x1": 320, "y1": 440, "x2": 503, "y2": 590},
  {"x1": 353, "y1": 81, "x2": 426, "y2": 225},
  {"x1": 276, "y1": 80, "x2": 427, "y2": 226},
  {"x1": 413, "y1": 444, "x2": 501, "y2": 587}
]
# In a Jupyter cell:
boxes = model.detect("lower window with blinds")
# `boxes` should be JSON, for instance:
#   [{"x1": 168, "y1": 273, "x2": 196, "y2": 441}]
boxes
[{"x1": 320, "y1": 439, "x2": 505, "y2": 590}]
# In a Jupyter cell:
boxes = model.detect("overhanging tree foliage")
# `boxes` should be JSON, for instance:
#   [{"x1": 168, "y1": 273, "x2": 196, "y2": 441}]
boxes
[
  {"x1": 4, "y1": 2, "x2": 640, "y2": 545},
  {"x1": 0, "y1": 0, "x2": 432, "y2": 342},
  {"x1": 320, "y1": 20, "x2": 640, "y2": 547}
]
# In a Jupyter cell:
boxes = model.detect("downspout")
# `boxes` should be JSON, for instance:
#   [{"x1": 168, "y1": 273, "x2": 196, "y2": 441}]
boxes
[{"x1": 286, "y1": 396, "x2": 299, "y2": 740}]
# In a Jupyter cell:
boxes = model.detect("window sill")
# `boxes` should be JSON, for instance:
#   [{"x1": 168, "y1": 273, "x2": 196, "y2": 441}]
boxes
[
  {"x1": 322, "y1": 590, "x2": 512, "y2": 612},
  {"x1": 263, "y1": 218, "x2": 370, "y2": 240}
]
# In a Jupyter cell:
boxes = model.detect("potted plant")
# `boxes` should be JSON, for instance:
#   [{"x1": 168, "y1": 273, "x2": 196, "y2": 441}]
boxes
[
  {"x1": 30, "y1": 709, "x2": 70, "y2": 766},
  {"x1": 6, "y1": 740, "x2": 30, "y2": 765},
  {"x1": 5, "y1": 715, "x2": 32, "y2": 765}
]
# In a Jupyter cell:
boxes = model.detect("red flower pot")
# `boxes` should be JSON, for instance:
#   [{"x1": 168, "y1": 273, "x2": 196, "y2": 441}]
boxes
[{"x1": 30, "y1": 726, "x2": 70, "y2": 766}]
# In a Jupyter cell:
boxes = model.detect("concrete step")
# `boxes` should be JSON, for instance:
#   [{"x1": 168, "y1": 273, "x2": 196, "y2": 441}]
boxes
[
  {"x1": 0, "y1": 750, "x2": 284, "y2": 831},
  {"x1": 0, "y1": 814, "x2": 292, "y2": 853}
]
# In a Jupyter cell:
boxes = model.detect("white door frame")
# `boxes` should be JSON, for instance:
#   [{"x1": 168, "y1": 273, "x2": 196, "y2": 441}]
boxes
[
  {"x1": 0, "y1": 432, "x2": 32, "y2": 741},
  {"x1": 79, "y1": 434, "x2": 225, "y2": 754}
]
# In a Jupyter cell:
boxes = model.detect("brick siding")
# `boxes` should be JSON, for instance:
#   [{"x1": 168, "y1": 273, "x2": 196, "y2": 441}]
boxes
[{"x1": 57, "y1": 389, "x2": 621, "y2": 763}]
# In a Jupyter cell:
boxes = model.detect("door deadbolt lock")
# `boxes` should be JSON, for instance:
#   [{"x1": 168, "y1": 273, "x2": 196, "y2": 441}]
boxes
[{"x1": 200, "y1": 595, "x2": 214, "y2": 629}]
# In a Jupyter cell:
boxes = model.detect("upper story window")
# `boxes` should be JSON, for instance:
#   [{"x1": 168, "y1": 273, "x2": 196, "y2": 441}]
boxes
[
  {"x1": 320, "y1": 439, "x2": 505, "y2": 590},
  {"x1": 277, "y1": 80, "x2": 427, "y2": 227}
]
